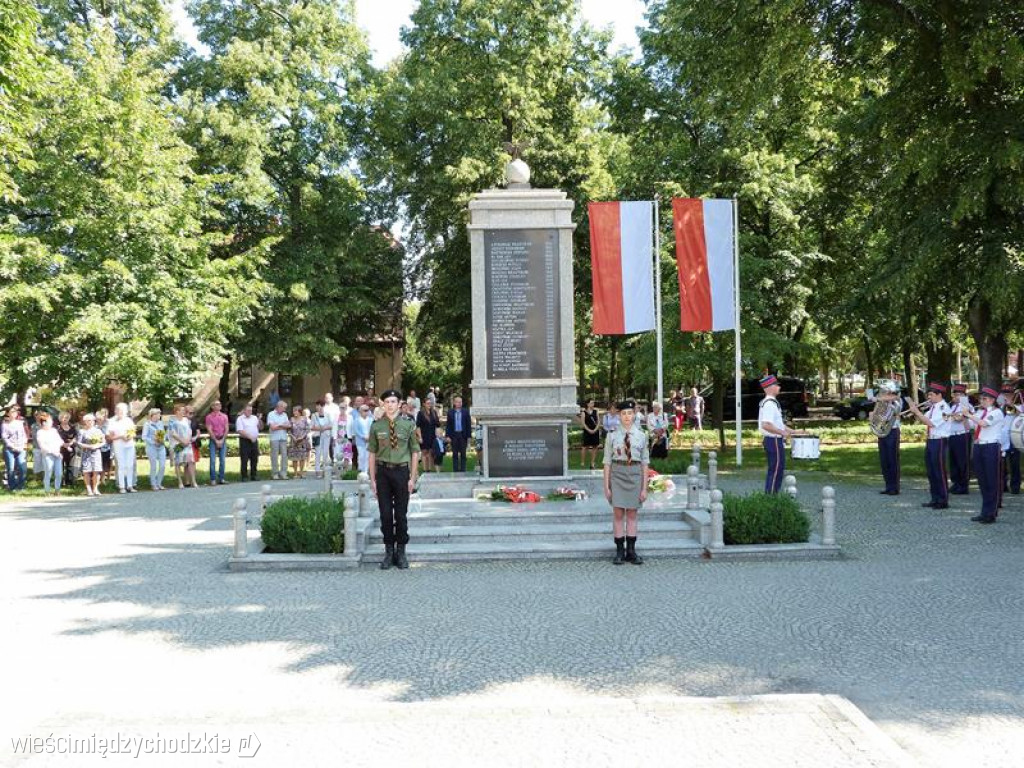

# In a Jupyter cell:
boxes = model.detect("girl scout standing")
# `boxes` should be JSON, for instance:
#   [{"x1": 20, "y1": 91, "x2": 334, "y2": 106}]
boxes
[{"x1": 603, "y1": 399, "x2": 649, "y2": 565}]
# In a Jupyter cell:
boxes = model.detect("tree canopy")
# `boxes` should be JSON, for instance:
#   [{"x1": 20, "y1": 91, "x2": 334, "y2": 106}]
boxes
[{"x1": 2, "y1": 0, "x2": 1022, "y2": 408}]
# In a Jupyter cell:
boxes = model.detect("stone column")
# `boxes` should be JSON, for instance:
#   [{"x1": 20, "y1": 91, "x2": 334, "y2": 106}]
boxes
[{"x1": 467, "y1": 162, "x2": 578, "y2": 479}]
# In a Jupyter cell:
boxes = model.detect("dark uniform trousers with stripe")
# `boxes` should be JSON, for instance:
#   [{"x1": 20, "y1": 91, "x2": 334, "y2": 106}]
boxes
[
  {"x1": 763, "y1": 436, "x2": 785, "y2": 494},
  {"x1": 1004, "y1": 446, "x2": 1021, "y2": 494},
  {"x1": 947, "y1": 432, "x2": 970, "y2": 494},
  {"x1": 878, "y1": 428, "x2": 901, "y2": 494},
  {"x1": 973, "y1": 443, "x2": 1001, "y2": 521},
  {"x1": 924, "y1": 437, "x2": 949, "y2": 505}
]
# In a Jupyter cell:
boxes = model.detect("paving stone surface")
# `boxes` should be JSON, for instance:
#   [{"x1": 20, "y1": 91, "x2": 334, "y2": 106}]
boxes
[{"x1": 1, "y1": 471, "x2": 1021, "y2": 766}]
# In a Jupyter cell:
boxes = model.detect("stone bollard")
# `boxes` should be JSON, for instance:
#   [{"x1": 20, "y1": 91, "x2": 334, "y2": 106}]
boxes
[
  {"x1": 821, "y1": 486, "x2": 836, "y2": 546},
  {"x1": 686, "y1": 465, "x2": 700, "y2": 509},
  {"x1": 343, "y1": 493, "x2": 357, "y2": 555},
  {"x1": 260, "y1": 484, "x2": 273, "y2": 514},
  {"x1": 233, "y1": 498, "x2": 248, "y2": 558},
  {"x1": 357, "y1": 472, "x2": 371, "y2": 517},
  {"x1": 323, "y1": 460, "x2": 333, "y2": 496},
  {"x1": 710, "y1": 489, "x2": 724, "y2": 549},
  {"x1": 691, "y1": 442, "x2": 701, "y2": 473},
  {"x1": 783, "y1": 474, "x2": 798, "y2": 499},
  {"x1": 708, "y1": 451, "x2": 718, "y2": 491}
]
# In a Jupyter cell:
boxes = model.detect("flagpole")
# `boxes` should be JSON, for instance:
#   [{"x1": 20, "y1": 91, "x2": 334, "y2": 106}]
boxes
[
  {"x1": 733, "y1": 197, "x2": 743, "y2": 466},
  {"x1": 654, "y1": 195, "x2": 664, "y2": 409}
]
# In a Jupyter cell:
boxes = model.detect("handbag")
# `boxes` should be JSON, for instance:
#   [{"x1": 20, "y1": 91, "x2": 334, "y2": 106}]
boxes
[{"x1": 70, "y1": 452, "x2": 83, "y2": 478}]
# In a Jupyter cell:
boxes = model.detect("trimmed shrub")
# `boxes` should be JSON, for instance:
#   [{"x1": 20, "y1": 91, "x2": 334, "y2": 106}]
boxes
[
  {"x1": 261, "y1": 494, "x2": 344, "y2": 554},
  {"x1": 723, "y1": 491, "x2": 810, "y2": 545}
]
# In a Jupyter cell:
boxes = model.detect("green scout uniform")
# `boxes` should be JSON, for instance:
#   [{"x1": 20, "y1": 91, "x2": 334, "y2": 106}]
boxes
[{"x1": 369, "y1": 415, "x2": 419, "y2": 546}]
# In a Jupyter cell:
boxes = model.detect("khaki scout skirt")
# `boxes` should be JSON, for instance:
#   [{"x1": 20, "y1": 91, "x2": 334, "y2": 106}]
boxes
[{"x1": 610, "y1": 461, "x2": 645, "y2": 510}]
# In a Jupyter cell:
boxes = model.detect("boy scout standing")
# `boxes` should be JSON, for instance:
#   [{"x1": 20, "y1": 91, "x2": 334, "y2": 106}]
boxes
[{"x1": 368, "y1": 390, "x2": 420, "y2": 570}]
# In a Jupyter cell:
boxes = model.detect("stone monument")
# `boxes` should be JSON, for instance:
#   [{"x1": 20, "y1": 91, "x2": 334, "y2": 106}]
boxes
[{"x1": 468, "y1": 155, "x2": 578, "y2": 478}]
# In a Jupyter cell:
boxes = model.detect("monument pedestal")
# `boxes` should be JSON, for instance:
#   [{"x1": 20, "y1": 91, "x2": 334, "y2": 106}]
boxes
[{"x1": 468, "y1": 185, "x2": 578, "y2": 479}]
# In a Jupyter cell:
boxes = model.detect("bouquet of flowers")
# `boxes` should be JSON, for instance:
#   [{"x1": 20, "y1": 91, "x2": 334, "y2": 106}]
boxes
[
  {"x1": 124, "y1": 427, "x2": 137, "y2": 441},
  {"x1": 480, "y1": 485, "x2": 542, "y2": 503},
  {"x1": 83, "y1": 432, "x2": 104, "y2": 448},
  {"x1": 154, "y1": 429, "x2": 166, "y2": 446},
  {"x1": 646, "y1": 468, "x2": 676, "y2": 493},
  {"x1": 548, "y1": 486, "x2": 587, "y2": 501}
]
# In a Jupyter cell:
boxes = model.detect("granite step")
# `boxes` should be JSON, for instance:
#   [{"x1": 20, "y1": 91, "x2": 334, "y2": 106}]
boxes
[
  {"x1": 365, "y1": 518, "x2": 696, "y2": 545},
  {"x1": 361, "y1": 537, "x2": 705, "y2": 562}
]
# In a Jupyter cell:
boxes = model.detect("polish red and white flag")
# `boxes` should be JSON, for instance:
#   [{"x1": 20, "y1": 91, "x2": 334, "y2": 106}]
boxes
[
  {"x1": 588, "y1": 201, "x2": 655, "y2": 335},
  {"x1": 672, "y1": 198, "x2": 736, "y2": 332}
]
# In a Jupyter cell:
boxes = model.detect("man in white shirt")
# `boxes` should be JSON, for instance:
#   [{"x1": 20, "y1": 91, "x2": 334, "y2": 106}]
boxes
[
  {"x1": 907, "y1": 382, "x2": 953, "y2": 509},
  {"x1": 963, "y1": 386, "x2": 1005, "y2": 523},
  {"x1": 266, "y1": 400, "x2": 291, "y2": 480},
  {"x1": 758, "y1": 374, "x2": 792, "y2": 493},
  {"x1": 323, "y1": 392, "x2": 341, "y2": 461},
  {"x1": 235, "y1": 404, "x2": 262, "y2": 481}
]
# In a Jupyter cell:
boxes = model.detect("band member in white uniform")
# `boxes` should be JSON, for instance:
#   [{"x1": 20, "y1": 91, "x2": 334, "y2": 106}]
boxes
[
  {"x1": 947, "y1": 382, "x2": 973, "y2": 494},
  {"x1": 963, "y1": 387, "x2": 1005, "y2": 523},
  {"x1": 758, "y1": 374, "x2": 791, "y2": 494},
  {"x1": 907, "y1": 382, "x2": 952, "y2": 509}
]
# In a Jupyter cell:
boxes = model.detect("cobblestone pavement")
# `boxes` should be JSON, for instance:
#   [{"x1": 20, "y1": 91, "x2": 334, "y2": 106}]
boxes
[{"x1": 1, "y1": 471, "x2": 1021, "y2": 766}]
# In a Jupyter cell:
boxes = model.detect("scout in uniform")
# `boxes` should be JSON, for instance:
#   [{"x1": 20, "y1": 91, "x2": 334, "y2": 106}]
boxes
[
  {"x1": 758, "y1": 374, "x2": 792, "y2": 494},
  {"x1": 907, "y1": 382, "x2": 953, "y2": 509},
  {"x1": 947, "y1": 382, "x2": 973, "y2": 494},
  {"x1": 603, "y1": 399, "x2": 649, "y2": 565},
  {"x1": 963, "y1": 387, "x2": 1005, "y2": 523},
  {"x1": 368, "y1": 389, "x2": 420, "y2": 570}
]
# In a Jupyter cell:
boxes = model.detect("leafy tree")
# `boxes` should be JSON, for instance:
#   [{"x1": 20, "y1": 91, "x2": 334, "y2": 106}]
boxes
[
  {"x1": 181, "y1": 0, "x2": 402, "y2": 385},
  {"x1": 1, "y1": 17, "x2": 255, "y2": 404},
  {"x1": 0, "y1": 0, "x2": 44, "y2": 202}
]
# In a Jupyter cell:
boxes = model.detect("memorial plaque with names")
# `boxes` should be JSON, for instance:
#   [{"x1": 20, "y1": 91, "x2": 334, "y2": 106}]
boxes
[
  {"x1": 487, "y1": 425, "x2": 565, "y2": 478},
  {"x1": 484, "y1": 229, "x2": 561, "y2": 379}
]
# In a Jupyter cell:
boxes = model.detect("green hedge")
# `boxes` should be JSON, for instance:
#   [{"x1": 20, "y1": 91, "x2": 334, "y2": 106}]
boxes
[
  {"x1": 723, "y1": 491, "x2": 810, "y2": 545},
  {"x1": 261, "y1": 494, "x2": 344, "y2": 554}
]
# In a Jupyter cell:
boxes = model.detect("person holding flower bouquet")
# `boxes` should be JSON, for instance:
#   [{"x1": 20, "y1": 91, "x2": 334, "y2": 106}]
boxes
[
  {"x1": 170, "y1": 405, "x2": 197, "y2": 489},
  {"x1": 288, "y1": 405, "x2": 311, "y2": 478},
  {"x1": 603, "y1": 399, "x2": 649, "y2": 565},
  {"x1": 142, "y1": 408, "x2": 168, "y2": 490},
  {"x1": 108, "y1": 403, "x2": 138, "y2": 493},
  {"x1": 77, "y1": 414, "x2": 105, "y2": 495}
]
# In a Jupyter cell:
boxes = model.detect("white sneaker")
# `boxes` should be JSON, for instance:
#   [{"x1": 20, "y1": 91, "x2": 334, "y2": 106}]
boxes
[{"x1": 119, "y1": 488, "x2": 126, "y2": 494}]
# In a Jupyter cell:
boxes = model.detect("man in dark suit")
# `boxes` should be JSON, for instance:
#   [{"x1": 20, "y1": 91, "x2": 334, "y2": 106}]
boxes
[{"x1": 445, "y1": 395, "x2": 472, "y2": 472}]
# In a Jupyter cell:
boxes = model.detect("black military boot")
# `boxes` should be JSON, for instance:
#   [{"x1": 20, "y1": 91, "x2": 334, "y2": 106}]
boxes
[
  {"x1": 625, "y1": 536, "x2": 643, "y2": 565},
  {"x1": 394, "y1": 543, "x2": 409, "y2": 570},
  {"x1": 380, "y1": 544, "x2": 394, "y2": 570},
  {"x1": 613, "y1": 537, "x2": 626, "y2": 565}
]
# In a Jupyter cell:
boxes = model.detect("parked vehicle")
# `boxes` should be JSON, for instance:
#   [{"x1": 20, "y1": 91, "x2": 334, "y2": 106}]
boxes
[
  {"x1": 833, "y1": 387, "x2": 926, "y2": 420},
  {"x1": 701, "y1": 377, "x2": 810, "y2": 421}
]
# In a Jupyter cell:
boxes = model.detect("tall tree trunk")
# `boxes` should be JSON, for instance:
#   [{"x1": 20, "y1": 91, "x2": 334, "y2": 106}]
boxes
[
  {"x1": 902, "y1": 345, "x2": 915, "y2": 400},
  {"x1": 330, "y1": 361, "x2": 343, "y2": 396},
  {"x1": 609, "y1": 337, "x2": 619, "y2": 402},
  {"x1": 712, "y1": 372, "x2": 726, "y2": 450},
  {"x1": 924, "y1": 339, "x2": 955, "y2": 386},
  {"x1": 862, "y1": 333, "x2": 875, "y2": 390},
  {"x1": 218, "y1": 357, "x2": 232, "y2": 405},
  {"x1": 461, "y1": 336, "x2": 473, "y2": 401},
  {"x1": 967, "y1": 296, "x2": 1008, "y2": 389}
]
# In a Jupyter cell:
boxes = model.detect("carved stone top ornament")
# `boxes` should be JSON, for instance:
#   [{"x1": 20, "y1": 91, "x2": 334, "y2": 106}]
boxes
[{"x1": 503, "y1": 141, "x2": 532, "y2": 188}]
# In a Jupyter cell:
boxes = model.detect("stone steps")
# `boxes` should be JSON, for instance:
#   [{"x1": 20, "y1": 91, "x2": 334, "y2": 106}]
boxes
[
  {"x1": 366, "y1": 518, "x2": 696, "y2": 544},
  {"x1": 357, "y1": 494, "x2": 705, "y2": 563},
  {"x1": 361, "y1": 538, "x2": 705, "y2": 562}
]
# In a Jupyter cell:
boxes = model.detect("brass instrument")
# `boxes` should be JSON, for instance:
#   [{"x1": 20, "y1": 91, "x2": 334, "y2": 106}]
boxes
[{"x1": 868, "y1": 379, "x2": 904, "y2": 438}]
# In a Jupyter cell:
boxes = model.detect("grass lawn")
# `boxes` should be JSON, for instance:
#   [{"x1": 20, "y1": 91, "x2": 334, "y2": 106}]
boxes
[{"x1": 1, "y1": 421, "x2": 927, "y2": 502}]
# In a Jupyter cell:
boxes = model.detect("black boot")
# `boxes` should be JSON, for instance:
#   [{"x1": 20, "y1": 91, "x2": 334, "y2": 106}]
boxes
[
  {"x1": 380, "y1": 544, "x2": 394, "y2": 570},
  {"x1": 613, "y1": 537, "x2": 625, "y2": 565},
  {"x1": 625, "y1": 536, "x2": 643, "y2": 565},
  {"x1": 394, "y1": 543, "x2": 409, "y2": 570}
]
